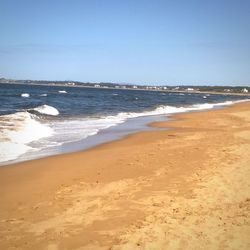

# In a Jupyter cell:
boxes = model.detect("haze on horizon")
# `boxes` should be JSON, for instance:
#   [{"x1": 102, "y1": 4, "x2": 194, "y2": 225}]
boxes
[{"x1": 0, "y1": 0, "x2": 250, "y2": 86}]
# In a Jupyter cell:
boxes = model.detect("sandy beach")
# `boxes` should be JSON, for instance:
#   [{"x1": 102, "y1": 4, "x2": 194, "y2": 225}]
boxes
[{"x1": 0, "y1": 102, "x2": 250, "y2": 250}]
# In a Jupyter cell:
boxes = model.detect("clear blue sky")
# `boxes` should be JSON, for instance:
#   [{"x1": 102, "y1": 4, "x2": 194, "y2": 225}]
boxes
[{"x1": 0, "y1": 0, "x2": 249, "y2": 85}]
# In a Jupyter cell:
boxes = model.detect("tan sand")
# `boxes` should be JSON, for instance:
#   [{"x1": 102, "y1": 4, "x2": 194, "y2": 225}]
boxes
[{"x1": 0, "y1": 102, "x2": 250, "y2": 250}]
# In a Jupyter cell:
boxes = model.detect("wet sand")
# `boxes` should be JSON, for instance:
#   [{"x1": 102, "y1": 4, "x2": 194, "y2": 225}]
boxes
[{"x1": 0, "y1": 102, "x2": 250, "y2": 250}]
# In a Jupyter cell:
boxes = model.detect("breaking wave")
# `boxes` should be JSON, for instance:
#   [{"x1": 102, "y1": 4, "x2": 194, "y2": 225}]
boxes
[
  {"x1": 0, "y1": 111, "x2": 53, "y2": 163},
  {"x1": 31, "y1": 105, "x2": 59, "y2": 116},
  {"x1": 21, "y1": 93, "x2": 30, "y2": 98}
]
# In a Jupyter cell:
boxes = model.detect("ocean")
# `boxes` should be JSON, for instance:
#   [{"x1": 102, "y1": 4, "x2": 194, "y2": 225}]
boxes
[{"x1": 0, "y1": 83, "x2": 249, "y2": 165}]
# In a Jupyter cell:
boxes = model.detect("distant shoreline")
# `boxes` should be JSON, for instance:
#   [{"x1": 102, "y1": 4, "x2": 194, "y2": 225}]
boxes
[{"x1": 1, "y1": 81, "x2": 250, "y2": 97}]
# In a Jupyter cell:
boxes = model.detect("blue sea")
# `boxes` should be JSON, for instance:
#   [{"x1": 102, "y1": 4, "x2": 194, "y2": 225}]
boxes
[{"x1": 0, "y1": 83, "x2": 248, "y2": 165}]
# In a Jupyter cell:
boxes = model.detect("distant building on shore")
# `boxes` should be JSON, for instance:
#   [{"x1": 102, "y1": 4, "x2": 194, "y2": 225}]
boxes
[{"x1": 242, "y1": 88, "x2": 248, "y2": 93}]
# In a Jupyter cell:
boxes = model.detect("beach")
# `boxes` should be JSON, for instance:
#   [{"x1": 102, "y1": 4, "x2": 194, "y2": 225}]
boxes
[{"x1": 0, "y1": 102, "x2": 250, "y2": 250}]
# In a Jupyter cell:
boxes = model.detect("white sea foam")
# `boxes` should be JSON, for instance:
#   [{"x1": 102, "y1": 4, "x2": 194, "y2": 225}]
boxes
[
  {"x1": 40, "y1": 93, "x2": 48, "y2": 97},
  {"x1": 0, "y1": 142, "x2": 32, "y2": 163},
  {"x1": 21, "y1": 93, "x2": 30, "y2": 98},
  {"x1": 49, "y1": 119, "x2": 112, "y2": 144},
  {"x1": 99, "y1": 100, "x2": 247, "y2": 124},
  {"x1": 0, "y1": 111, "x2": 53, "y2": 163},
  {"x1": 58, "y1": 90, "x2": 67, "y2": 93},
  {"x1": 33, "y1": 105, "x2": 59, "y2": 116}
]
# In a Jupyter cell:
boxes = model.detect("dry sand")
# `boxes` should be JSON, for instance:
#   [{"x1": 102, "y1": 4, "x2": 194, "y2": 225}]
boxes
[{"x1": 0, "y1": 102, "x2": 250, "y2": 250}]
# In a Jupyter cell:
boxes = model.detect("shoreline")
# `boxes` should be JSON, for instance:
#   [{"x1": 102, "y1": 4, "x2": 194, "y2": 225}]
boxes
[
  {"x1": 0, "y1": 114, "x2": 167, "y2": 167},
  {"x1": 1, "y1": 99, "x2": 248, "y2": 167},
  {"x1": 1, "y1": 81, "x2": 250, "y2": 97},
  {"x1": 0, "y1": 102, "x2": 250, "y2": 249}
]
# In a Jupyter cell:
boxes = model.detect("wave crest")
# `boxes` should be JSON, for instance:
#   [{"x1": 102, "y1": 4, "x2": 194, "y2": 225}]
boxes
[
  {"x1": 0, "y1": 111, "x2": 53, "y2": 163},
  {"x1": 32, "y1": 105, "x2": 59, "y2": 116},
  {"x1": 21, "y1": 93, "x2": 30, "y2": 98}
]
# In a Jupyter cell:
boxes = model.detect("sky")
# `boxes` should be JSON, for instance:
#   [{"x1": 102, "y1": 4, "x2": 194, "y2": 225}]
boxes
[{"x1": 0, "y1": 0, "x2": 250, "y2": 85}]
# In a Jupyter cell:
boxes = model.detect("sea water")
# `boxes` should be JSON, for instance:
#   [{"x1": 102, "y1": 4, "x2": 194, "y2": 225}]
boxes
[{"x1": 0, "y1": 83, "x2": 249, "y2": 165}]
